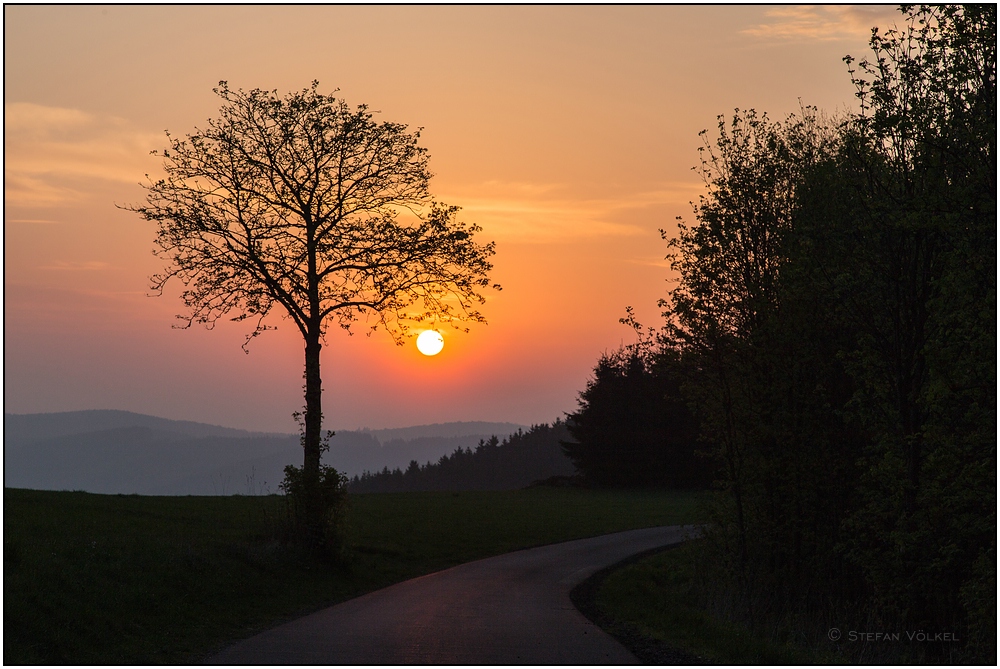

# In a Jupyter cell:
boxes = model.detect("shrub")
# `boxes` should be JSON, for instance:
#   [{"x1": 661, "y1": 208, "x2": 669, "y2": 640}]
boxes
[{"x1": 279, "y1": 464, "x2": 349, "y2": 560}]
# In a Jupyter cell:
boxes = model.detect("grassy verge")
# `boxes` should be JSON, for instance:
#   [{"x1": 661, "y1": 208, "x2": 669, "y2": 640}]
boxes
[
  {"x1": 4, "y1": 486, "x2": 702, "y2": 664},
  {"x1": 591, "y1": 541, "x2": 841, "y2": 665}
]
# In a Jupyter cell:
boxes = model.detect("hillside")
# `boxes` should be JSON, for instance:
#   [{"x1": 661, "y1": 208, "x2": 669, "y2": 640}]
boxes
[
  {"x1": 3, "y1": 411, "x2": 525, "y2": 495},
  {"x1": 349, "y1": 421, "x2": 577, "y2": 492}
]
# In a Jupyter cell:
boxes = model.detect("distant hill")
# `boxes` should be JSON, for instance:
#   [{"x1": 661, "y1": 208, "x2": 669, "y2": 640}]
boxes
[
  {"x1": 3, "y1": 411, "x2": 526, "y2": 496},
  {"x1": 4, "y1": 409, "x2": 265, "y2": 445}
]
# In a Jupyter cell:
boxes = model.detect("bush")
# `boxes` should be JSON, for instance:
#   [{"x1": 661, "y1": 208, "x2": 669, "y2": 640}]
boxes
[{"x1": 279, "y1": 464, "x2": 349, "y2": 560}]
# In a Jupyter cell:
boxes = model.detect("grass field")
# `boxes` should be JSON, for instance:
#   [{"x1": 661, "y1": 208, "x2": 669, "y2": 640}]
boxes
[
  {"x1": 4, "y1": 486, "x2": 703, "y2": 664},
  {"x1": 593, "y1": 541, "x2": 839, "y2": 665}
]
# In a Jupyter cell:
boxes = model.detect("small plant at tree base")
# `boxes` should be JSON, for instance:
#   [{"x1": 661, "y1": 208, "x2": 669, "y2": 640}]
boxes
[
  {"x1": 280, "y1": 415, "x2": 348, "y2": 558},
  {"x1": 279, "y1": 463, "x2": 349, "y2": 560}
]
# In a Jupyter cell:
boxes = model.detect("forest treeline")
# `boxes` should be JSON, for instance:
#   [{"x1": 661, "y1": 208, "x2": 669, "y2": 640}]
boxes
[
  {"x1": 625, "y1": 6, "x2": 993, "y2": 663},
  {"x1": 347, "y1": 421, "x2": 575, "y2": 492},
  {"x1": 348, "y1": 360, "x2": 714, "y2": 492}
]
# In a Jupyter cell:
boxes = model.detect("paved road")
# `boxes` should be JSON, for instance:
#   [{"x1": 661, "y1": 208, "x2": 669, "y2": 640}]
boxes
[{"x1": 211, "y1": 525, "x2": 694, "y2": 665}]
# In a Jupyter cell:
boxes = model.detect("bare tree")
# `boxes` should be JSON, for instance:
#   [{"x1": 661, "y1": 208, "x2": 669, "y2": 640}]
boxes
[{"x1": 127, "y1": 81, "x2": 498, "y2": 543}]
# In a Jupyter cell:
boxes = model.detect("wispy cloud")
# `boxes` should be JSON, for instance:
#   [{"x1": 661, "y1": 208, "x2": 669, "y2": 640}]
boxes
[
  {"x1": 5, "y1": 102, "x2": 161, "y2": 206},
  {"x1": 625, "y1": 257, "x2": 673, "y2": 269},
  {"x1": 4, "y1": 173, "x2": 87, "y2": 207},
  {"x1": 440, "y1": 180, "x2": 702, "y2": 244},
  {"x1": 743, "y1": 6, "x2": 901, "y2": 42}
]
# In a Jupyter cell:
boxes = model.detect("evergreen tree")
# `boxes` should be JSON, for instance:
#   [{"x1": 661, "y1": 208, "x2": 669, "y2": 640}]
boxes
[{"x1": 562, "y1": 348, "x2": 710, "y2": 488}]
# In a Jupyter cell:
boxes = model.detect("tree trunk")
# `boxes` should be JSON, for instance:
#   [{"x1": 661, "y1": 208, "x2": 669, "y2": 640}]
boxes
[{"x1": 303, "y1": 330, "x2": 323, "y2": 545}]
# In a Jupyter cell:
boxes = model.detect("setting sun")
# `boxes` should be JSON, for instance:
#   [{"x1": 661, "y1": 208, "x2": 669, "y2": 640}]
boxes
[{"x1": 416, "y1": 330, "x2": 445, "y2": 356}]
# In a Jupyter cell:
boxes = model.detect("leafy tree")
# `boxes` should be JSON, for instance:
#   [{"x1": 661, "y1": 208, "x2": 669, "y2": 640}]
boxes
[
  {"x1": 664, "y1": 107, "x2": 843, "y2": 598},
  {"x1": 658, "y1": 5, "x2": 994, "y2": 660},
  {"x1": 127, "y1": 82, "x2": 498, "y2": 547},
  {"x1": 832, "y1": 4, "x2": 996, "y2": 650}
]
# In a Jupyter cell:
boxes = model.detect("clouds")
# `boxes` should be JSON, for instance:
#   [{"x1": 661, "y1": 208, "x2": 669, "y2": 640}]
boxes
[
  {"x1": 743, "y1": 6, "x2": 901, "y2": 42},
  {"x1": 441, "y1": 180, "x2": 701, "y2": 244},
  {"x1": 5, "y1": 102, "x2": 161, "y2": 206}
]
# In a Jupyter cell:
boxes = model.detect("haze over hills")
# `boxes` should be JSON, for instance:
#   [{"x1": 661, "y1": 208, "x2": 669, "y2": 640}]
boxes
[{"x1": 3, "y1": 411, "x2": 526, "y2": 496}]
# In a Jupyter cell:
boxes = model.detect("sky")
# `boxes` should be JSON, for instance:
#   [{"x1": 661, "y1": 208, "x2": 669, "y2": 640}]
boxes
[{"x1": 4, "y1": 5, "x2": 903, "y2": 433}]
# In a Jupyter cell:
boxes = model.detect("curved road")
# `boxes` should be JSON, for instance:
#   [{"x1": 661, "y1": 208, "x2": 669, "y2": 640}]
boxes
[{"x1": 211, "y1": 525, "x2": 694, "y2": 664}]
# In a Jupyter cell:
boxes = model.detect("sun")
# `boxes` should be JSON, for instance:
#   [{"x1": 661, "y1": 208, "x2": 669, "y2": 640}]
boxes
[{"x1": 416, "y1": 330, "x2": 444, "y2": 356}]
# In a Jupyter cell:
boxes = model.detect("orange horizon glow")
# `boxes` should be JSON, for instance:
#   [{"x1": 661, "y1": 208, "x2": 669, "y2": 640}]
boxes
[{"x1": 4, "y1": 5, "x2": 903, "y2": 432}]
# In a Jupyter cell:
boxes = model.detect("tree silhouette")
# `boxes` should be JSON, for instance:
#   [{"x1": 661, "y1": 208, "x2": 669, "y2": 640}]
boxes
[
  {"x1": 563, "y1": 347, "x2": 710, "y2": 489},
  {"x1": 127, "y1": 82, "x2": 498, "y2": 546}
]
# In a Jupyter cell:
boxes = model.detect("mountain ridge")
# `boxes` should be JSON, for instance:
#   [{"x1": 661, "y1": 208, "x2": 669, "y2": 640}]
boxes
[
  {"x1": 3, "y1": 410, "x2": 529, "y2": 495},
  {"x1": 4, "y1": 410, "x2": 525, "y2": 446}
]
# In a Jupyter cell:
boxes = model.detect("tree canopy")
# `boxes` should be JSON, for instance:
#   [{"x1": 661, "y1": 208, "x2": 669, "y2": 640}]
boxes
[{"x1": 133, "y1": 81, "x2": 496, "y2": 346}]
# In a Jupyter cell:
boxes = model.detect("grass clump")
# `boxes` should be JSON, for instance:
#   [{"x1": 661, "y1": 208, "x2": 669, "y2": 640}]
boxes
[{"x1": 4, "y1": 486, "x2": 703, "y2": 664}]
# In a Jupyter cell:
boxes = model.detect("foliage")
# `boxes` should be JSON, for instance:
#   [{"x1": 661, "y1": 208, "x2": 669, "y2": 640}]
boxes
[
  {"x1": 835, "y1": 7, "x2": 996, "y2": 655},
  {"x1": 126, "y1": 82, "x2": 498, "y2": 542},
  {"x1": 280, "y1": 464, "x2": 349, "y2": 559},
  {"x1": 349, "y1": 421, "x2": 575, "y2": 492},
  {"x1": 664, "y1": 106, "x2": 860, "y2": 615},
  {"x1": 131, "y1": 81, "x2": 496, "y2": 343},
  {"x1": 563, "y1": 347, "x2": 712, "y2": 488},
  {"x1": 650, "y1": 5, "x2": 994, "y2": 662}
]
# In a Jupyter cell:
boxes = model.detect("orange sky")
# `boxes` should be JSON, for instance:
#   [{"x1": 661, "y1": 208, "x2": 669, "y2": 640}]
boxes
[{"x1": 4, "y1": 5, "x2": 903, "y2": 432}]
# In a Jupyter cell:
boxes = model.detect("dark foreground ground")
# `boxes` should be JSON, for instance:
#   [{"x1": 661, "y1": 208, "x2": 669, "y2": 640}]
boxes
[{"x1": 4, "y1": 487, "x2": 703, "y2": 664}]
